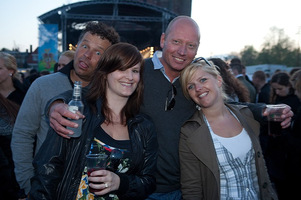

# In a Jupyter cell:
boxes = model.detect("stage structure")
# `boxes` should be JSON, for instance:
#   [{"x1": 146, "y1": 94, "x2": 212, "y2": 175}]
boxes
[{"x1": 38, "y1": 0, "x2": 192, "y2": 54}]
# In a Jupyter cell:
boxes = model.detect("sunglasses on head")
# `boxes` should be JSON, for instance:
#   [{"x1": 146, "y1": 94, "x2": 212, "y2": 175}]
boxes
[
  {"x1": 192, "y1": 57, "x2": 212, "y2": 66},
  {"x1": 192, "y1": 57, "x2": 221, "y2": 72}
]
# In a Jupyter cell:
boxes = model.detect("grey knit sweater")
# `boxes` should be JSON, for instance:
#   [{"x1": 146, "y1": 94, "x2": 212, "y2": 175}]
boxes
[{"x1": 11, "y1": 63, "x2": 74, "y2": 194}]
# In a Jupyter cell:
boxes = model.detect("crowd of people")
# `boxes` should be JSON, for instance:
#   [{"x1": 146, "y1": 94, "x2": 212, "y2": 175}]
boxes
[{"x1": 0, "y1": 16, "x2": 300, "y2": 200}]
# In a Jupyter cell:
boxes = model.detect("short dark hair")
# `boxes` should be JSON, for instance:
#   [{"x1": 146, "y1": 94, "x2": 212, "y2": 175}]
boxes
[
  {"x1": 230, "y1": 63, "x2": 243, "y2": 74},
  {"x1": 78, "y1": 21, "x2": 120, "y2": 45},
  {"x1": 253, "y1": 70, "x2": 266, "y2": 82},
  {"x1": 230, "y1": 58, "x2": 242, "y2": 65}
]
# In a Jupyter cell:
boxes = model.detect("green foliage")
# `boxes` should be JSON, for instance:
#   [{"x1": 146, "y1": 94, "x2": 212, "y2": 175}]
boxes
[{"x1": 237, "y1": 27, "x2": 301, "y2": 67}]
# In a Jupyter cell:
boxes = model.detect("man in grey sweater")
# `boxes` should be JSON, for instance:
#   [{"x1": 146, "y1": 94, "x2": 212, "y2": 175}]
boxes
[{"x1": 11, "y1": 21, "x2": 119, "y2": 196}]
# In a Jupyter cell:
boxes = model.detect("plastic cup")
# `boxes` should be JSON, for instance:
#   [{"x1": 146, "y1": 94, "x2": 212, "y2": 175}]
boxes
[
  {"x1": 265, "y1": 104, "x2": 285, "y2": 137},
  {"x1": 86, "y1": 154, "x2": 107, "y2": 193},
  {"x1": 265, "y1": 104, "x2": 286, "y2": 122}
]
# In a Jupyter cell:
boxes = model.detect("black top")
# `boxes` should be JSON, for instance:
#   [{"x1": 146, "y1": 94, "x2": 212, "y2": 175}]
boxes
[{"x1": 7, "y1": 78, "x2": 27, "y2": 105}]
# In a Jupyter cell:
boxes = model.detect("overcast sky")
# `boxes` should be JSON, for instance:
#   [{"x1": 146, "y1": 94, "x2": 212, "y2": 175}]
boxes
[{"x1": 1, "y1": 0, "x2": 300, "y2": 58}]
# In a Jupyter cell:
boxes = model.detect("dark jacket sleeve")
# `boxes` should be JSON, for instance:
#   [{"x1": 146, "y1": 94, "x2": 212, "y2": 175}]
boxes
[
  {"x1": 118, "y1": 116, "x2": 158, "y2": 199},
  {"x1": 29, "y1": 129, "x2": 67, "y2": 200},
  {"x1": 228, "y1": 101, "x2": 267, "y2": 124}
]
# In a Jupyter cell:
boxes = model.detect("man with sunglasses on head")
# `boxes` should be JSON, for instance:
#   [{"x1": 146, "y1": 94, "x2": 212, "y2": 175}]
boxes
[{"x1": 48, "y1": 16, "x2": 293, "y2": 200}]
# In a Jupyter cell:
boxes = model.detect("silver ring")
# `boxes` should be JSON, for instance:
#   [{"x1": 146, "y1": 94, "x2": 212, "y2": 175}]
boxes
[{"x1": 104, "y1": 183, "x2": 108, "y2": 188}]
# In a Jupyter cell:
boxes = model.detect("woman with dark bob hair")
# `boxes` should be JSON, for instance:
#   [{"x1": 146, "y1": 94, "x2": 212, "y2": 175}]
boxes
[{"x1": 29, "y1": 43, "x2": 158, "y2": 200}]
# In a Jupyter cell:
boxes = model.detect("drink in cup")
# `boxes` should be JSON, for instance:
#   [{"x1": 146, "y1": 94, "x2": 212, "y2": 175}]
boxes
[
  {"x1": 86, "y1": 154, "x2": 108, "y2": 193},
  {"x1": 265, "y1": 104, "x2": 286, "y2": 137}
]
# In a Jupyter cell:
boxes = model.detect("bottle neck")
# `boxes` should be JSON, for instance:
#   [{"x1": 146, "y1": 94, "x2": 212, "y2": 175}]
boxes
[{"x1": 72, "y1": 85, "x2": 81, "y2": 100}]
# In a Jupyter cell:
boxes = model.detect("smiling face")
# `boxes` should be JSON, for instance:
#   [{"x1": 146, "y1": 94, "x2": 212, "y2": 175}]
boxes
[
  {"x1": 106, "y1": 63, "x2": 141, "y2": 99},
  {"x1": 186, "y1": 67, "x2": 223, "y2": 108},
  {"x1": 160, "y1": 17, "x2": 199, "y2": 78},
  {"x1": 73, "y1": 32, "x2": 112, "y2": 82}
]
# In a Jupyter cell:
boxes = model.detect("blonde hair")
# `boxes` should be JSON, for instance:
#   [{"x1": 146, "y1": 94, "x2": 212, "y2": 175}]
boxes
[
  {"x1": 60, "y1": 50, "x2": 75, "y2": 60},
  {"x1": 180, "y1": 59, "x2": 228, "y2": 101},
  {"x1": 0, "y1": 52, "x2": 18, "y2": 78}
]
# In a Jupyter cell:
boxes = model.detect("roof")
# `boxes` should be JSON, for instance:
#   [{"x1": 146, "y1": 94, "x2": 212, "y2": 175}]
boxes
[{"x1": 38, "y1": 0, "x2": 178, "y2": 50}]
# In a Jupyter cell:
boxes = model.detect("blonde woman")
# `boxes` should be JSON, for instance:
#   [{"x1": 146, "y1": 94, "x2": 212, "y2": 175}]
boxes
[
  {"x1": 0, "y1": 52, "x2": 26, "y2": 105},
  {"x1": 179, "y1": 58, "x2": 277, "y2": 200}
]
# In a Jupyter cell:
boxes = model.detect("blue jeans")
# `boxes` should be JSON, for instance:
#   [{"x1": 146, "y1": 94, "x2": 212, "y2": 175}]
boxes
[{"x1": 146, "y1": 190, "x2": 182, "y2": 200}]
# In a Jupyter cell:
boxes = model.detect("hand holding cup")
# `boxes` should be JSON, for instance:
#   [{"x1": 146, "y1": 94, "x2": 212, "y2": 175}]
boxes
[{"x1": 86, "y1": 154, "x2": 108, "y2": 193}]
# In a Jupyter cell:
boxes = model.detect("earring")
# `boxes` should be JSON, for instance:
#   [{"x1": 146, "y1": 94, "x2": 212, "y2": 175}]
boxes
[{"x1": 9, "y1": 73, "x2": 12, "y2": 76}]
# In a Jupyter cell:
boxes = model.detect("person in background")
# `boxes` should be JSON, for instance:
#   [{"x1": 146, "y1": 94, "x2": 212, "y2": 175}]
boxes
[
  {"x1": 290, "y1": 69, "x2": 301, "y2": 134},
  {"x1": 179, "y1": 58, "x2": 277, "y2": 199},
  {"x1": 0, "y1": 52, "x2": 27, "y2": 105},
  {"x1": 252, "y1": 70, "x2": 271, "y2": 104},
  {"x1": 0, "y1": 94, "x2": 23, "y2": 200},
  {"x1": 11, "y1": 21, "x2": 120, "y2": 197},
  {"x1": 47, "y1": 16, "x2": 294, "y2": 200},
  {"x1": 209, "y1": 58, "x2": 250, "y2": 102},
  {"x1": 57, "y1": 50, "x2": 75, "y2": 71},
  {"x1": 22, "y1": 69, "x2": 40, "y2": 90},
  {"x1": 270, "y1": 72, "x2": 300, "y2": 114},
  {"x1": 53, "y1": 62, "x2": 59, "y2": 73},
  {"x1": 287, "y1": 69, "x2": 301, "y2": 199},
  {"x1": 266, "y1": 71, "x2": 301, "y2": 199},
  {"x1": 29, "y1": 43, "x2": 157, "y2": 200},
  {"x1": 230, "y1": 62, "x2": 256, "y2": 103}
]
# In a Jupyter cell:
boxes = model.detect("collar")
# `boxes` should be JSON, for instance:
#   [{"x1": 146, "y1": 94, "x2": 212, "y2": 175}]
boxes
[
  {"x1": 59, "y1": 61, "x2": 74, "y2": 87},
  {"x1": 152, "y1": 51, "x2": 163, "y2": 70},
  {"x1": 151, "y1": 51, "x2": 179, "y2": 83}
]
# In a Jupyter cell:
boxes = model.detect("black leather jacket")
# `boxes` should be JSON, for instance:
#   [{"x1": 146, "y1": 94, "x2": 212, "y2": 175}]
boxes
[{"x1": 29, "y1": 97, "x2": 158, "y2": 200}]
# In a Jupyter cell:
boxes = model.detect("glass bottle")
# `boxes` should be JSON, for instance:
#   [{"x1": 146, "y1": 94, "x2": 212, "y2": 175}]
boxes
[{"x1": 67, "y1": 81, "x2": 84, "y2": 137}]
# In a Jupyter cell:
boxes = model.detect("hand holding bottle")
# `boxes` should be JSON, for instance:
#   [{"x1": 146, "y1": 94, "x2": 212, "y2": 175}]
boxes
[{"x1": 67, "y1": 81, "x2": 84, "y2": 137}]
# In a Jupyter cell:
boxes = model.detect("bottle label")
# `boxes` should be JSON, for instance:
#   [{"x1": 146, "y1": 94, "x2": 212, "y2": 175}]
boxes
[{"x1": 68, "y1": 105, "x2": 78, "y2": 113}]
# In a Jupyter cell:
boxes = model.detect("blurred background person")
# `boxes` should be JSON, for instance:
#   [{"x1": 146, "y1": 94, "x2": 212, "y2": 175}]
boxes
[
  {"x1": 252, "y1": 70, "x2": 271, "y2": 104},
  {"x1": 57, "y1": 50, "x2": 75, "y2": 71},
  {"x1": 209, "y1": 58, "x2": 250, "y2": 102},
  {"x1": 287, "y1": 69, "x2": 301, "y2": 198},
  {"x1": 230, "y1": 62, "x2": 256, "y2": 103},
  {"x1": 0, "y1": 52, "x2": 26, "y2": 105},
  {"x1": 230, "y1": 58, "x2": 254, "y2": 86},
  {"x1": 22, "y1": 69, "x2": 40, "y2": 90},
  {"x1": 265, "y1": 71, "x2": 301, "y2": 199},
  {"x1": 289, "y1": 68, "x2": 300, "y2": 77},
  {"x1": 270, "y1": 72, "x2": 300, "y2": 114},
  {"x1": 0, "y1": 94, "x2": 23, "y2": 199},
  {"x1": 53, "y1": 63, "x2": 59, "y2": 73},
  {"x1": 290, "y1": 69, "x2": 301, "y2": 135}
]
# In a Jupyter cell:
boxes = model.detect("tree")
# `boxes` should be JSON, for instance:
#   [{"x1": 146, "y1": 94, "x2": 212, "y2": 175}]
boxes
[
  {"x1": 240, "y1": 45, "x2": 258, "y2": 66},
  {"x1": 238, "y1": 27, "x2": 301, "y2": 67},
  {"x1": 257, "y1": 27, "x2": 295, "y2": 65}
]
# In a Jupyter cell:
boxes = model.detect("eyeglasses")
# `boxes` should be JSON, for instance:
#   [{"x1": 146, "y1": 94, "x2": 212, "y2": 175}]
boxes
[
  {"x1": 165, "y1": 84, "x2": 177, "y2": 111},
  {"x1": 192, "y1": 57, "x2": 212, "y2": 66}
]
